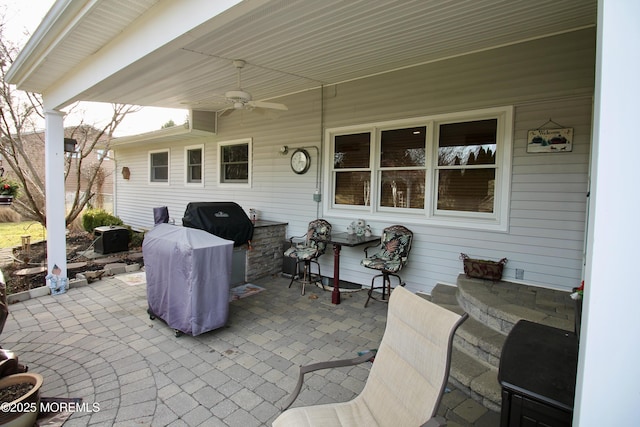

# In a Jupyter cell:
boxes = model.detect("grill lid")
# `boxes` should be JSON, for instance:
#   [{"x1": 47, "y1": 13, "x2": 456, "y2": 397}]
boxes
[{"x1": 182, "y1": 202, "x2": 254, "y2": 246}]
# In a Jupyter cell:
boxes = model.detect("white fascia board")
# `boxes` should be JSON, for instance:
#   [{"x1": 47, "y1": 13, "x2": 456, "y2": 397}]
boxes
[
  {"x1": 11, "y1": 0, "x2": 248, "y2": 110},
  {"x1": 5, "y1": 0, "x2": 79, "y2": 85}
]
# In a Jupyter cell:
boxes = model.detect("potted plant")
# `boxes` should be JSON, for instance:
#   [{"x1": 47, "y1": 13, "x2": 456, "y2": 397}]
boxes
[
  {"x1": 0, "y1": 372, "x2": 43, "y2": 426},
  {"x1": 0, "y1": 177, "x2": 20, "y2": 206}
]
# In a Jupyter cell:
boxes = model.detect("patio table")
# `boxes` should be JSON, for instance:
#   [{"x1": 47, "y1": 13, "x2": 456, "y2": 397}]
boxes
[{"x1": 328, "y1": 232, "x2": 380, "y2": 304}]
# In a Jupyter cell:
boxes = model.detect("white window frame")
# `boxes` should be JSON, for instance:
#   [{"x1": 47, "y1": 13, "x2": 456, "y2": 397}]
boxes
[
  {"x1": 218, "y1": 138, "x2": 252, "y2": 188},
  {"x1": 184, "y1": 144, "x2": 204, "y2": 186},
  {"x1": 324, "y1": 106, "x2": 513, "y2": 231},
  {"x1": 149, "y1": 148, "x2": 170, "y2": 185}
]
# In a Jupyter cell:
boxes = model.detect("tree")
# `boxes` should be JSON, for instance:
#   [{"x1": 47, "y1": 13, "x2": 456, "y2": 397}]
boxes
[
  {"x1": 161, "y1": 119, "x2": 176, "y2": 128},
  {"x1": 0, "y1": 17, "x2": 139, "y2": 226}
]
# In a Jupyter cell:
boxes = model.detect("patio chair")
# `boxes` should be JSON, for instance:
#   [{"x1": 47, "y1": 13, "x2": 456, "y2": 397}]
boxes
[
  {"x1": 361, "y1": 224, "x2": 413, "y2": 307},
  {"x1": 273, "y1": 286, "x2": 468, "y2": 427},
  {"x1": 153, "y1": 206, "x2": 170, "y2": 225},
  {"x1": 284, "y1": 219, "x2": 332, "y2": 295}
]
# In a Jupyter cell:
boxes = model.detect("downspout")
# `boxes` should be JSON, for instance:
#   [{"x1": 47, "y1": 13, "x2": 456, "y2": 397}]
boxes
[
  {"x1": 112, "y1": 152, "x2": 119, "y2": 218},
  {"x1": 316, "y1": 84, "x2": 324, "y2": 219}
]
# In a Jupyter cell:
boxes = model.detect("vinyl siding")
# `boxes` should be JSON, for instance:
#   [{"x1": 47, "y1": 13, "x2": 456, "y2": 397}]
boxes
[{"x1": 114, "y1": 28, "x2": 595, "y2": 293}]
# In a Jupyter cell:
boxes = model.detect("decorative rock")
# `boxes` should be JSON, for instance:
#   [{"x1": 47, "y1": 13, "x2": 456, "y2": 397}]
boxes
[
  {"x1": 127, "y1": 252, "x2": 144, "y2": 261},
  {"x1": 13, "y1": 266, "x2": 47, "y2": 276},
  {"x1": 125, "y1": 264, "x2": 141, "y2": 272},
  {"x1": 82, "y1": 270, "x2": 105, "y2": 283},
  {"x1": 104, "y1": 263, "x2": 127, "y2": 275},
  {"x1": 93, "y1": 257, "x2": 122, "y2": 265},
  {"x1": 66, "y1": 262, "x2": 88, "y2": 270}
]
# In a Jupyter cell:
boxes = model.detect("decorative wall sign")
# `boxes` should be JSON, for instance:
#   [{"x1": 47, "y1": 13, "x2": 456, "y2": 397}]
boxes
[{"x1": 527, "y1": 127, "x2": 573, "y2": 153}]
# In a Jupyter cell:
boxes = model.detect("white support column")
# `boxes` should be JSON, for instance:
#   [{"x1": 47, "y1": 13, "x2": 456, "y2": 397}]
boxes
[
  {"x1": 574, "y1": 1, "x2": 640, "y2": 425},
  {"x1": 44, "y1": 110, "x2": 67, "y2": 278}
]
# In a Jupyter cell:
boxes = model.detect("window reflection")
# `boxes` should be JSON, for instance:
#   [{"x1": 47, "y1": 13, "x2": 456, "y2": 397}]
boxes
[
  {"x1": 335, "y1": 171, "x2": 372, "y2": 205},
  {"x1": 437, "y1": 119, "x2": 497, "y2": 213},
  {"x1": 334, "y1": 133, "x2": 370, "y2": 168},
  {"x1": 187, "y1": 148, "x2": 202, "y2": 183},
  {"x1": 438, "y1": 169, "x2": 495, "y2": 212},
  {"x1": 221, "y1": 143, "x2": 249, "y2": 182},
  {"x1": 329, "y1": 114, "x2": 502, "y2": 215},
  {"x1": 378, "y1": 127, "x2": 426, "y2": 209},
  {"x1": 380, "y1": 170, "x2": 425, "y2": 209},
  {"x1": 438, "y1": 119, "x2": 496, "y2": 166},
  {"x1": 380, "y1": 127, "x2": 426, "y2": 167},
  {"x1": 150, "y1": 151, "x2": 169, "y2": 182}
]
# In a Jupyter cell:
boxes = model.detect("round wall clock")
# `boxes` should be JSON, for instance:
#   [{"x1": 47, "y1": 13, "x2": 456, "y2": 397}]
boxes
[{"x1": 290, "y1": 148, "x2": 311, "y2": 174}]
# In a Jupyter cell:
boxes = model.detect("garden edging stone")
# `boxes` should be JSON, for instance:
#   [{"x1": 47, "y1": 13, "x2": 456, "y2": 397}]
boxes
[{"x1": 6, "y1": 263, "x2": 141, "y2": 304}]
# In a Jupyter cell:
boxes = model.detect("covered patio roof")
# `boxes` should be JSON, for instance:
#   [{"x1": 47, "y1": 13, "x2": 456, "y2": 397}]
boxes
[
  {"x1": 6, "y1": 2, "x2": 640, "y2": 425},
  {"x1": 7, "y1": 0, "x2": 596, "y2": 112}
]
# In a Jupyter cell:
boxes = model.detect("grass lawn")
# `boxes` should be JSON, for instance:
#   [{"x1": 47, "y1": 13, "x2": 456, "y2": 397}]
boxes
[{"x1": 0, "y1": 221, "x2": 47, "y2": 249}]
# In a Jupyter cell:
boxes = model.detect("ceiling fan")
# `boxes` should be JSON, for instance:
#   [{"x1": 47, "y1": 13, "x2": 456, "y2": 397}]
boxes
[{"x1": 219, "y1": 60, "x2": 288, "y2": 115}]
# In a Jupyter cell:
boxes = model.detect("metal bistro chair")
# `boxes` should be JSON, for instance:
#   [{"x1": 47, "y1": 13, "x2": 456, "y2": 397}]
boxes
[
  {"x1": 273, "y1": 286, "x2": 468, "y2": 427},
  {"x1": 361, "y1": 225, "x2": 413, "y2": 307},
  {"x1": 284, "y1": 219, "x2": 331, "y2": 295}
]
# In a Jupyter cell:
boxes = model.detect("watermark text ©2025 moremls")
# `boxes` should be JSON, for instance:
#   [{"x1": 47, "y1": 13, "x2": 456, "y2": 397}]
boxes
[{"x1": 1, "y1": 400, "x2": 100, "y2": 413}]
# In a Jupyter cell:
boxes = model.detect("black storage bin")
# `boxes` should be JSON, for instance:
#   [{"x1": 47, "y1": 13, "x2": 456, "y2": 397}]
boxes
[{"x1": 94, "y1": 226, "x2": 130, "y2": 254}]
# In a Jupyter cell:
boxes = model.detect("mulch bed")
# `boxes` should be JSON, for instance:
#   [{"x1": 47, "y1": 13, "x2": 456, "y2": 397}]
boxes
[{"x1": 1, "y1": 232, "x2": 143, "y2": 295}]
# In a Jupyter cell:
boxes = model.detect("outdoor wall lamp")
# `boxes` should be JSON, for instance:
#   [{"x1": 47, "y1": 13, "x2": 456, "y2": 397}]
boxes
[{"x1": 63, "y1": 138, "x2": 77, "y2": 153}]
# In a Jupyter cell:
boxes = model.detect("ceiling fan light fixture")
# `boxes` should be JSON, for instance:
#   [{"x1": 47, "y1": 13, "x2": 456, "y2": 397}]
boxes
[
  {"x1": 225, "y1": 90, "x2": 252, "y2": 102},
  {"x1": 217, "y1": 60, "x2": 288, "y2": 115}
]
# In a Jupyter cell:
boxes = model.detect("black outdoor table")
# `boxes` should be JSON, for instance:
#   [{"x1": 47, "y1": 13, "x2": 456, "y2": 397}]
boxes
[
  {"x1": 327, "y1": 232, "x2": 380, "y2": 304},
  {"x1": 498, "y1": 320, "x2": 579, "y2": 427}
]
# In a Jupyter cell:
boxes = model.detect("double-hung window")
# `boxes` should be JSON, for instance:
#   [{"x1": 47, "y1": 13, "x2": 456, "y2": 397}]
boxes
[
  {"x1": 185, "y1": 145, "x2": 204, "y2": 185},
  {"x1": 327, "y1": 107, "x2": 512, "y2": 230},
  {"x1": 149, "y1": 149, "x2": 169, "y2": 183},
  {"x1": 436, "y1": 119, "x2": 497, "y2": 214},
  {"x1": 218, "y1": 138, "x2": 252, "y2": 187}
]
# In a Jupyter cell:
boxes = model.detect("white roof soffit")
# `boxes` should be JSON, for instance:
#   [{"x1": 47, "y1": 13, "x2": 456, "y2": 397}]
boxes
[
  {"x1": 6, "y1": 0, "x2": 246, "y2": 109},
  {"x1": 6, "y1": 0, "x2": 597, "y2": 112}
]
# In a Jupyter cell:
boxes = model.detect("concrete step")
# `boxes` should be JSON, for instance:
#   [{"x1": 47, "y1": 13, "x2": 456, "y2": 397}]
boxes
[
  {"x1": 456, "y1": 275, "x2": 575, "y2": 334},
  {"x1": 456, "y1": 315, "x2": 506, "y2": 370},
  {"x1": 450, "y1": 347, "x2": 501, "y2": 413},
  {"x1": 431, "y1": 284, "x2": 503, "y2": 358},
  {"x1": 428, "y1": 284, "x2": 503, "y2": 411},
  {"x1": 427, "y1": 277, "x2": 578, "y2": 415},
  {"x1": 428, "y1": 287, "x2": 504, "y2": 369}
]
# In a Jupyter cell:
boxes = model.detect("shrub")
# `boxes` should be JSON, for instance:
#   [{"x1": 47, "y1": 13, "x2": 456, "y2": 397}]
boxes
[
  {"x1": 82, "y1": 209, "x2": 123, "y2": 233},
  {"x1": 129, "y1": 230, "x2": 145, "y2": 248},
  {"x1": 0, "y1": 208, "x2": 21, "y2": 223}
]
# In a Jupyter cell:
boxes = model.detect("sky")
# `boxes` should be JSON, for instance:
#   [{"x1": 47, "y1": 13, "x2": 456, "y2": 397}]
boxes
[{"x1": 1, "y1": 0, "x2": 187, "y2": 137}]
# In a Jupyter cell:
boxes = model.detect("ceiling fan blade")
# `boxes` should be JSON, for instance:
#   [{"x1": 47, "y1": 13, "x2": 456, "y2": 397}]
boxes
[{"x1": 247, "y1": 100, "x2": 288, "y2": 111}]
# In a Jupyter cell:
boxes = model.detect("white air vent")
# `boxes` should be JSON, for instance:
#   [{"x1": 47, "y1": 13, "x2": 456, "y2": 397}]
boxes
[{"x1": 190, "y1": 110, "x2": 216, "y2": 134}]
